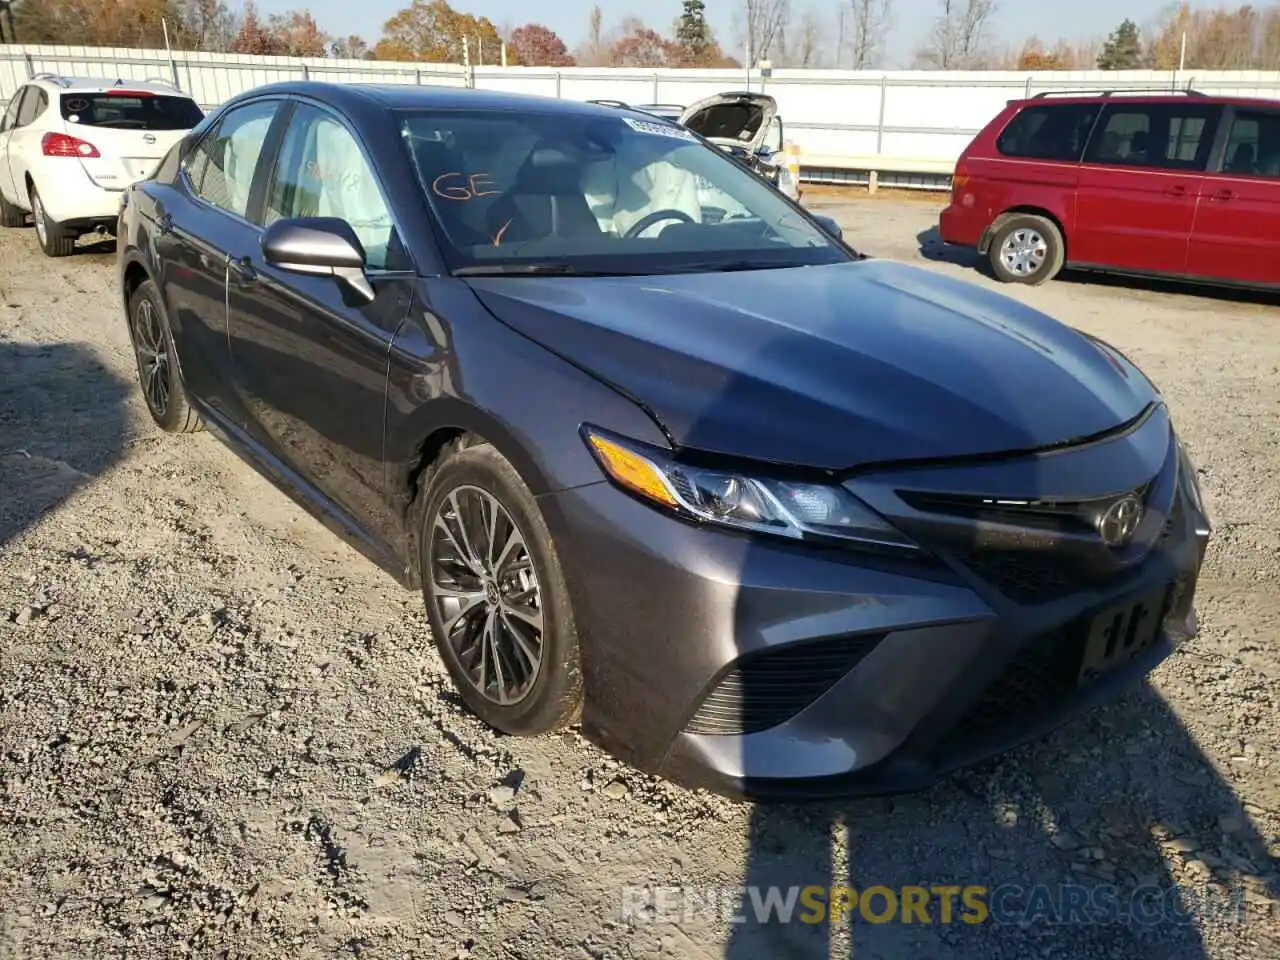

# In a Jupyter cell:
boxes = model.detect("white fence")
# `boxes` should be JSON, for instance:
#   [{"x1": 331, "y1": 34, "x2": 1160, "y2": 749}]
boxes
[{"x1": 4, "y1": 44, "x2": 1280, "y2": 185}]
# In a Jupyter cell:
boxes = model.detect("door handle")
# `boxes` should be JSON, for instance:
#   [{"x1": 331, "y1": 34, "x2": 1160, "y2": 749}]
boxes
[
  {"x1": 1163, "y1": 185, "x2": 1187, "y2": 196},
  {"x1": 227, "y1": 254, "x2": 257, "y2": 284},
  {"x1": 1211, "y1": 189, "x2": 1234, "y2": 201}
]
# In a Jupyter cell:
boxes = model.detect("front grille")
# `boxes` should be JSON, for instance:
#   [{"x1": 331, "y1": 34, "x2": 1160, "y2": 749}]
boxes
[
  {"x1": 684, "y1": 633, "x2": 883, "y2": 736},
  {"x1": 950, "y1": 548, "x2": 1084, "y2": 605},
  {"x1": 936, "y1": 586, "x2": 1176, "y2": 756},
  {"x1": 941, "y1": 626, "x2": 1083, "y2": 746}
]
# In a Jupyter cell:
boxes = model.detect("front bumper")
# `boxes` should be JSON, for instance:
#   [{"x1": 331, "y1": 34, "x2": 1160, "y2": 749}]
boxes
[{"x1": 539, "y1": 412, "x2": 1209, "y2": 801}]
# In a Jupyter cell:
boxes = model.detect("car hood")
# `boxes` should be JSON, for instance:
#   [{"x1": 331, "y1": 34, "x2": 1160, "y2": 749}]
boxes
[{"x1": 465, "y1": 259, "x2": 1158, "y2": 471}]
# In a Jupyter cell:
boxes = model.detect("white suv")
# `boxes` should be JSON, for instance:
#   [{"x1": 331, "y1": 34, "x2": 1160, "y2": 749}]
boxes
[{"x1": 0, "y1": 75, "x2": 204, "y2": 256}]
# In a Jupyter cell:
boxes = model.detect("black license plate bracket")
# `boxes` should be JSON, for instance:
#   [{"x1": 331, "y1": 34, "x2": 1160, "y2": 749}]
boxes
[{"x1": 1077, "y1": 584, "x2": 1171, "y2": 684}]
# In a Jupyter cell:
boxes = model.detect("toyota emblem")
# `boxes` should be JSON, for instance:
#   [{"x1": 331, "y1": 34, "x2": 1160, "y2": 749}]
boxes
[
  {"x1": 1097, "y1": 495, "x2": 1144, "y2": 547},
  {"x1": 143, "y1": 133, "x2": 156, "y2": 144}
]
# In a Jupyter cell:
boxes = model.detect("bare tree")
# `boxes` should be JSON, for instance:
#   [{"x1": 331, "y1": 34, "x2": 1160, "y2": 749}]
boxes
[
  {"x1": 575, "y1": 4, "x2": 608, "y2": 65},
  {"x1": 736, "y1": 0, "x2": 791, "y2": 63},
  {"x1": 915, "y1": 0, "x2": 999, "y2": 68},
  {"x1": 845, "y1": 0, "x2": 892, "y2": 68}
]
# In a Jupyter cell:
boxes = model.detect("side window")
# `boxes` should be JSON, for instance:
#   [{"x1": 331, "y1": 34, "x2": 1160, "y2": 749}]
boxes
[
  {"x1": 263, "y1": 103, "x2": 402, "y2": 270},
  {"x1": 16, "y1": 88, "x2": 46, "y2": 127},
  {"x1": 1083, "y1": 103, "x2": 1220, "y2": 171},
  {"x1": 1221, "y1": 111, "x2": 1280, "y2": 179},
  {"x1": 997, "y1": 104, "x2": 1100, "y2": 162},
  {"x1": 3, "y1": 88, "x2": 30, "y2": 132},
  {"x1": 184, "y1": 100, "x2": 279, "y2": 219}
]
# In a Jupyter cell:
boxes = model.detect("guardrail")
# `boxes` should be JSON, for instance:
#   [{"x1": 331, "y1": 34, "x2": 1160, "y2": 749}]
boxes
[{"x1": 4, "y1": 45, "x2": 1279, "y2": 192}]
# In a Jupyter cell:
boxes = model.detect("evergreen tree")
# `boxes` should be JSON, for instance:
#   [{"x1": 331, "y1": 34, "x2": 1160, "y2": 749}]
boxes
[
  {"x1": 1097, "y1": 19, "x2": 1144, "y2": 69},
  {"x1": 675, "y1": 0, "x2": 710, "y2": 63}
]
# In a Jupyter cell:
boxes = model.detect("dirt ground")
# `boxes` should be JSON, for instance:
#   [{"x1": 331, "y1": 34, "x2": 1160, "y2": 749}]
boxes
[{"x1": 1, "y1": 197, "x2": 1278, "y2": 960}]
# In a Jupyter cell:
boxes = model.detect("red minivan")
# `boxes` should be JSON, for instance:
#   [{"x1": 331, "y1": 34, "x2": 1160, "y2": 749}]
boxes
[{"x1": 939, "y1": 89, "x2": 1280, "y2": 289}]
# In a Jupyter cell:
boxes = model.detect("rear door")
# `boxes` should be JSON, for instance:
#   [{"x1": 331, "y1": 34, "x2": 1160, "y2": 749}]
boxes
[
  {"x1": 159, "y1": 97, "x2": 284, "y2": 426},
  {"x1": 60, "y1": 90, "x2": 204, "y2": 191},
  {"x1": 1073, "y1": 100, "x2": 1222, "y2": 276},
  {"x1": 0, "y1": 87, "x2": 30, "y2": 203},
  {"x1": 1186, "y1": 106, "x2": 1280, "y2": 287},
  {"x1": 4, "y1": 86, "x2": 50, "y2": 204}
]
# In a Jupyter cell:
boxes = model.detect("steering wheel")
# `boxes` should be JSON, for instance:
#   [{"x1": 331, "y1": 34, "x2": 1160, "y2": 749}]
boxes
[{"x1": 623, "y1": 208, "x2": 696, "y2": 239}]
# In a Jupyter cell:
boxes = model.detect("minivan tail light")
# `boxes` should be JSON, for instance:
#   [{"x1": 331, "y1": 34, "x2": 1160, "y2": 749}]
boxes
[{"x1": 42, "y1": 132, "x2": 100, "y2": 158}]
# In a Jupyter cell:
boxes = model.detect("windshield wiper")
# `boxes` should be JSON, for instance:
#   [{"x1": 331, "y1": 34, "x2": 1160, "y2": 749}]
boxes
[
  {"x1": 662, "y1": 259, "x2": 810, "y2": 274},
  {"x1": 453, "y1": 263, "x2": 649, "y2": 277}
]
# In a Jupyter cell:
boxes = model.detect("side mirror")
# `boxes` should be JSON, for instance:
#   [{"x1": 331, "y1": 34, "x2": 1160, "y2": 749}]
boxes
[
  {"x1": 811, "y1": 213, "x2": 843, "y2": 241},
  {"x1": 261, "y1": 217, "x2": 375, "y2": 303}
]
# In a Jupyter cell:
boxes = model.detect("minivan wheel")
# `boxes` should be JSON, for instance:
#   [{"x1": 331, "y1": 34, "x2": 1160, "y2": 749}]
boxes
[
  {"x1": 127, "y1": 280, "x2": 203, "y2": 434},
  {"x1": 420, "y1": 441, "x2": 583, "y2": 736},
  {"x1": 988, "y1": 214, "x2": 1064, "y2": 285}
]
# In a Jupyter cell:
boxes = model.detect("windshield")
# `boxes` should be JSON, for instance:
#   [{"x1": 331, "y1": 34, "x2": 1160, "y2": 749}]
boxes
[
  {"x1": 398, "y1": 108, "x2": 849, "y2": 275},
  {"x1": 61, "y1": 93, "x2": 204, "y2": 131}
]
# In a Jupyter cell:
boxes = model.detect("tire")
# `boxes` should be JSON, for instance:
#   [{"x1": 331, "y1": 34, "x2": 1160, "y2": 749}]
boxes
[
  {"x1": 419, "y1": 439, "x2": 583, "y2": 736},
  {"x1": 0, "y1": 189, "x2": 25, "y2": 228},
  {"x1": 987, "y1": 213, "x2": 1064, "y2": 285},
  {"x1": 127, "y1": 279, "x2": 203, "y2": 434},
  {"x1": 29, "y1": 184, "x2": 76, "y2": 257}
]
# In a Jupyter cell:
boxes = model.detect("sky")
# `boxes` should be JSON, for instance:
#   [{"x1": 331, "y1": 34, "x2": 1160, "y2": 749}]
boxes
[{"x1": 248, "y1": 0, "x2": 1185, "y2": 66}]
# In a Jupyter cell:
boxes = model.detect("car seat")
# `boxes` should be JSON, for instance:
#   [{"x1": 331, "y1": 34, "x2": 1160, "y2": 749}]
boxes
[{"x1": 486, "y1": 146, "x2": 601, "y2": 245}]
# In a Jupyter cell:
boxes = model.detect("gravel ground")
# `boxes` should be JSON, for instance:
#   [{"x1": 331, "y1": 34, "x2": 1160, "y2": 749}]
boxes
[{"x1": 1, "y1": 196, "x2": 1278, "y2": 960}]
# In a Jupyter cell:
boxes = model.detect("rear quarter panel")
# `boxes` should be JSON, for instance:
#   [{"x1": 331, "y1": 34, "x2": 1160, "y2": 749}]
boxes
[{"x1": 952, "y1": 103, "x2": 1080, "y2": 250}]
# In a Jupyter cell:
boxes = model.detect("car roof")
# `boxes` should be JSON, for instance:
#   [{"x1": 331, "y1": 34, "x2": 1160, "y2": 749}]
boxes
[
  {"x1": 30, "y1": 74, "x2": 192, "y2": 97},
  {"x1": 227, "y1": 80, "x2": 636, "y2": 118},
  {"x1": 1012, "y1": 91, "x2": 1280, "y2": 110}
]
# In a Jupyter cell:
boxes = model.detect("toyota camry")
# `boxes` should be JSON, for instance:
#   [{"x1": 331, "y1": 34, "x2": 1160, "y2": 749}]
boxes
[{"x1": 116, "y1": 83, "x2": 1211, "y2": 800}]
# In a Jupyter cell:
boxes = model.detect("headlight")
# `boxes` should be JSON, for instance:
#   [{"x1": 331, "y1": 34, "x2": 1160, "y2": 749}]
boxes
[{"x1": 583, "y1": 427, "x2": 918, "y2": 553}]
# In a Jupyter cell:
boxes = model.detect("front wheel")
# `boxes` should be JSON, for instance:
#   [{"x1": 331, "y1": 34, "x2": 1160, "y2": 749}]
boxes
[
  {"x1": 420, "y1": 440, "x2": 583, "y2": 736},
  {"x1": 987, "y1": 214, "x2": 1065, "y2": 285},
  {"x1": 127, "y1": 279, "x2": 203, "y2": 434}
]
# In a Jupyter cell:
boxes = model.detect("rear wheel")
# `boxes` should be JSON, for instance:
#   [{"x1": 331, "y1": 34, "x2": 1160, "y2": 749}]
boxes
[
  {"x1": 127, "y1": 279, "x2": 202, "y2": 434},
  {"x1": 29, "y1": 184, "x2": 75, "y2": 257},
  {"x1": 988, "y1": 214, "x2": 1064, "y2": 285},
  {"x1": 0, "y1": 189, "x2": 25, "y2": 228},
  {"x1": 420, "y1": 440, "x2": 583, "y2": 736}
]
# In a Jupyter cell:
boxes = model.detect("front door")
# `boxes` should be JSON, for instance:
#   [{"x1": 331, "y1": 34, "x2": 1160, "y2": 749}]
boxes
[
  {"x1": 161, "y1": 97, "x2": 283, "y2": 426},
  {"x1": 1073, "y1": 101, "x2": 1222, "y2": 276},
  {"x1": 1187, "y1": 107, "x2": 1280, "y2": 287},
  {"x1": 227, "y1": 100, "x2": 415, "y2": 540}
]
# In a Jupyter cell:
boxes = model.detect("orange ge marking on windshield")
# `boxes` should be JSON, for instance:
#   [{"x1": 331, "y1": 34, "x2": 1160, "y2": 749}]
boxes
[{"x1": 432, "y1": 171, "x2": 501, "y2": 201}]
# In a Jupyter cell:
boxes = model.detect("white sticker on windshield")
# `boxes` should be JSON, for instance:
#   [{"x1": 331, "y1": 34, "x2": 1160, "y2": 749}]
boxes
[{"x1": 623, "y1": 117, "x2": 697, "y2": 141}]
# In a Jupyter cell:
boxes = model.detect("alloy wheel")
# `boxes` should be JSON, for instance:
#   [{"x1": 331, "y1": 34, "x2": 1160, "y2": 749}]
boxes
[
  {"x1": 32, "y1": 193, "x2": 47, "y2": 248},
  {"x1": 999, "y1": 228, "x2": 1047, "y2": 277},
  {"x1": 132, "y1": 297, "x2": 171, "y2": 417},
  {"x1": 429, "y1": 485, "x2": 544, "y2": 705}
]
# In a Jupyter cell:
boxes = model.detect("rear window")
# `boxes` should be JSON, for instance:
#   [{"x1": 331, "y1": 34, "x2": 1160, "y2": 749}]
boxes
[
  {"x1": 996, "y1": 104, "x2": 1099, "y2": 162},
  {"x1": 60, "y1": 93, "x2": 204, "y2": 131}
]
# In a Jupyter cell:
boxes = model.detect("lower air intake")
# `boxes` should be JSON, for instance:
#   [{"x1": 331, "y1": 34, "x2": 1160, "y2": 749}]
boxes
[{"x1": 684, "y1": 633, "x2": 884, "y2": 736}]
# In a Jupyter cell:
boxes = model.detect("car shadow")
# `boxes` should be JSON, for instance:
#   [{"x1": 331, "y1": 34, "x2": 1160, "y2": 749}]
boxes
[
  {"x1": 0, "y1": 340, "x2": 131, "y2": 547},
  {"x1": 916, "y1": 225, "x2": 1280, "y2": 308},
  {"x1": 724, "y1": 684, "x2": 1277, "y2": 958},
  {"x1": 917, "y1": 225, "x2": 983, "y2": 270}
]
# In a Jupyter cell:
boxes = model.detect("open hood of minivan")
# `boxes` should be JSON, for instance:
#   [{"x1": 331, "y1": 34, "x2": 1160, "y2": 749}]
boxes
[{"x1": 678, "y1": 92, "x2": 778, "y2": 156}]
